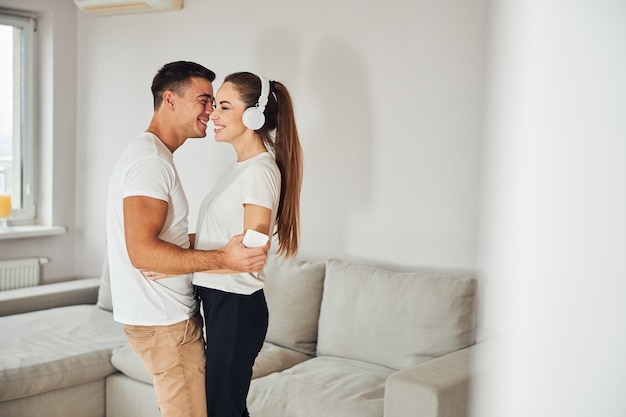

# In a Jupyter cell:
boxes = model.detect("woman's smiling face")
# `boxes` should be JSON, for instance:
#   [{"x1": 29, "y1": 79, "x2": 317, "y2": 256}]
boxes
[{"x1": 209, "y1": 82, "x2": 249, "y2": 143}]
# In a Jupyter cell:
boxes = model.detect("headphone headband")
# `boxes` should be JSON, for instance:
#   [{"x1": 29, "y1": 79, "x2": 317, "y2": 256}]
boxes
[{"x1": 257, "y1": 74, "x2": 270, "y2": 111}]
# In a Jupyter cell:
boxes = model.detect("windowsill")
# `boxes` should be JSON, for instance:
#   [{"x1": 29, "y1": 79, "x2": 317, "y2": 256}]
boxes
[{"x1": 0, "y1": 225, "x2": 67, "y2": 240}]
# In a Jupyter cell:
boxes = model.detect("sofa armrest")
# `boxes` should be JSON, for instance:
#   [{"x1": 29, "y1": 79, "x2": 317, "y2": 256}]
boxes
[
  {"x1": 0, "y1": 277, "x2": 100, "y2": 316},
  {"x1": 384, "y1": 342, "x2": 485, "y2": 417}
]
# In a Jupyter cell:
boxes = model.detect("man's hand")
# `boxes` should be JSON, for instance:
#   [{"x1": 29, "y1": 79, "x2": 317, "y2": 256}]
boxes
[{"x1": 221, "y1": 234, "x2": 269, "y2": 273}]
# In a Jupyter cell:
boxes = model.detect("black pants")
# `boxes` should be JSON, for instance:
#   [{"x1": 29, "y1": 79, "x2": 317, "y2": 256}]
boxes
[{"x1": 195, "y1": 286, "x2": 269, "y2": 417}]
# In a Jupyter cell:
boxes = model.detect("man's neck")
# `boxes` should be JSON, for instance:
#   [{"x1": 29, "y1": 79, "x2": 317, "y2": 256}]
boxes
[{"x1": 146, "y1": 120, "x2": 182, "y2": 153}]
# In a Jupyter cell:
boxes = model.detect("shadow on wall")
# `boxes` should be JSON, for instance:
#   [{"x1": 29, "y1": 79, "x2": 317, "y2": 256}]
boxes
[
  {"x1": 250, "y1": 30, "x2": 374, "y2": 258},
  {"x1": 301, "y1": 37, "x2": 374, "y2": 256}
]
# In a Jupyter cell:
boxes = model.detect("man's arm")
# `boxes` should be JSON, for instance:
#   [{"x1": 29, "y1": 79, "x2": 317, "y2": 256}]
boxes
[
  {"x1": 197, "y1": 204, "x2": 273, "y2": 275},
  {"x1": 124, "y1": 196, "x2": 266, "y2": 274}
]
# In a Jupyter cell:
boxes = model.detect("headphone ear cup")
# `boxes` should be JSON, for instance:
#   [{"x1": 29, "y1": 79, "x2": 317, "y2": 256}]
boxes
[{"x1": 242, "y1": 107, "x2": 265, "y2": 130}]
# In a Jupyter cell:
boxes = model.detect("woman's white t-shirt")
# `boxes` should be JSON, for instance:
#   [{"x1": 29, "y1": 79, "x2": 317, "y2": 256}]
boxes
[{"x1": 192, "y1": 152, "x2": 280, "y2": 294}]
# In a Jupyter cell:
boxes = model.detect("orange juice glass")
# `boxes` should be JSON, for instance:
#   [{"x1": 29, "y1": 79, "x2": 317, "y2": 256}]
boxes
[{"x1": 0, "y1": 194, "x2": 11, "y2": 224}]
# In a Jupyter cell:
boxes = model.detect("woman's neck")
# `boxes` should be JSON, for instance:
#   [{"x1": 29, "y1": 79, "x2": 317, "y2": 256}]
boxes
[{"x1": 234, "y1": 137, "x2": 267, "y2": 162}]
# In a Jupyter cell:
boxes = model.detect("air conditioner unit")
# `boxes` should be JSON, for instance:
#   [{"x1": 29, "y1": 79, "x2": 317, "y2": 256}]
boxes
[{"x1": 74, "y1": 0, "x2": 182, "y2": 15}]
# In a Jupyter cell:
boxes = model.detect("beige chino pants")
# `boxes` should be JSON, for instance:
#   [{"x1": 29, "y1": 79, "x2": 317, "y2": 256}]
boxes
[{"x1": 124, "y1": 313, "x2": 206, "y2": 417}]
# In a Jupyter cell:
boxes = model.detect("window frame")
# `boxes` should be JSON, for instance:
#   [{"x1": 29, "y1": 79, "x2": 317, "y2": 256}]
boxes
[{"x1": 0, "y1": 11, "x2": 37, "y2": 224}]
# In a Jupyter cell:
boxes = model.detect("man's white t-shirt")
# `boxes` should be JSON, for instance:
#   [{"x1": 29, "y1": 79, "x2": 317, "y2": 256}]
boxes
[
  {"x1": 192, "y1": 152, "x2": 280, "y2": 295},
  {"x1": 106, "y1": 132, "x2": 197, "y2": 326}
]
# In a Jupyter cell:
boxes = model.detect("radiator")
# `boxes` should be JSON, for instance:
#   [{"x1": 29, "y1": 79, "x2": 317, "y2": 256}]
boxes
[{"x1": 0, "y1": 257, "x2": 49, "y2": 291}]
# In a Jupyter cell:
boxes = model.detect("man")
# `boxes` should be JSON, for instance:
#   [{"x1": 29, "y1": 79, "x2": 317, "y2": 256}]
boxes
[{"x1": 106, "y1": 61, "x2": 268, "y2": 417}]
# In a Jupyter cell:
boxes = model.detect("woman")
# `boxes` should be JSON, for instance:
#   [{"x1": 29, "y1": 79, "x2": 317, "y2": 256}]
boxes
[{"x1": 192, "y1": 72, "x2": 303, "y2": 417}]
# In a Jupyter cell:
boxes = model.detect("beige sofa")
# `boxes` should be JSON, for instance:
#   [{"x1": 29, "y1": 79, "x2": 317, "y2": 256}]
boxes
[{"x1": 0, "y1": 255, "x2": 480, "y2": 417}]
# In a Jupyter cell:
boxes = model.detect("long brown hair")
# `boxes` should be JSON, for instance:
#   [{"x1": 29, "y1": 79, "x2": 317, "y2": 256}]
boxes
[{"x1": 224, "y1": 72, "x2": 303, "y2": 258}]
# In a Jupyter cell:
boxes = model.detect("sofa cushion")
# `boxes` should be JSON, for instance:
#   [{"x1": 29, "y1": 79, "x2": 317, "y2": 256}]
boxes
[
  {"x1": 0, "y1": 305, "x2": 126, "y2": 401},
  {"x1": 252, "y1": 342, "x2": 313, "y2": 379},
  {"x1": 262, "y1": 255, "x2": 326, "y2": 356},
  {"x1": 248, "y1": 356, "x2": 393, "y2": 417},
  {"x1": 106, "y1": 373, "x2": 161, "y2": 417},
  {"x1": 111, "y1": 344, "x2": 152, "y2": 385},
  {"x1": 111, "y1": 340, "x2": 313, "y2": 387},
  {"x1": 317, "y1": 259, "x2": 477, "y2": 370}
]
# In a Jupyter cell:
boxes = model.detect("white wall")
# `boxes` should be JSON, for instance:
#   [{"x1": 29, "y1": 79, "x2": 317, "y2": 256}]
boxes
[{"x1": 74, "y1": 0, "x2": 488, "y2": 281}]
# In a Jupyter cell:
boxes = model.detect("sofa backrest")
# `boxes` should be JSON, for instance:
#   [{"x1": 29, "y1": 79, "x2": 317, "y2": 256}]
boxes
[
  {"x1": 0, "y1": 278, "x2": 100, "y2": 317},
  {"x1": 263, "y1": 255, "x2": 326, "y2": 357},
  {"x1": 316, "y1": 259, "x2": 477, "y2": 370},
  {"x1": 98, "y1": 251, "x2": 327, "y2": 358}
]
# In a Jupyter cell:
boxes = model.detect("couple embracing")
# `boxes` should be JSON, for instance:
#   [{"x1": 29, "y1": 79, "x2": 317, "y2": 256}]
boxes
[{"x1": 106, "y1": 61, "x2": 303, "y2": 417}]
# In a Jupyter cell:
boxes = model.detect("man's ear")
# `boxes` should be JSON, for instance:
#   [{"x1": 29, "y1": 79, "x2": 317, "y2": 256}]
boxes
[{"x1": 163, "y1": 91, "x2": 175, "y2": 108}]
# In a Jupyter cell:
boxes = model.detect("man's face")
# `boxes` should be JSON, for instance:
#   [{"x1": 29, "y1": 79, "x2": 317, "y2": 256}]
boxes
[{"x1": 175, "y1": 77, "x2": 214, "y2": 139}]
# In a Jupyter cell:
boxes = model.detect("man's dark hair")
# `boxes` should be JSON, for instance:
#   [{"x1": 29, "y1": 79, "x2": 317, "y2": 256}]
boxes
[{"x1": 151, "y1": 61, "x2": 216, "y2": 109}]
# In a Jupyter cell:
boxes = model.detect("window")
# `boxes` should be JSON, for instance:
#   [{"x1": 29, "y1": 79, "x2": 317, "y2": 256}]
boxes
[{"x1": 0, "y1": 11, "x2": 36, "y2": 224}]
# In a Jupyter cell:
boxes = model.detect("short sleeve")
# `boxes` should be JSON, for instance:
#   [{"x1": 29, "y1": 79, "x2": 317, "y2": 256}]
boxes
[
  {"x1": 242, "y1": 159, "x2": 281, "y2": 209},
  {"x1": 121, "y1": 156, "x2": 175, "y2": 202}
]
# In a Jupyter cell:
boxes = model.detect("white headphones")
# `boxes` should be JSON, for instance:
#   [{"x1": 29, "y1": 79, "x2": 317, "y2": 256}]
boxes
[{"x1": 242, "y1": 74, "x2": 270, "y2": 130}]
